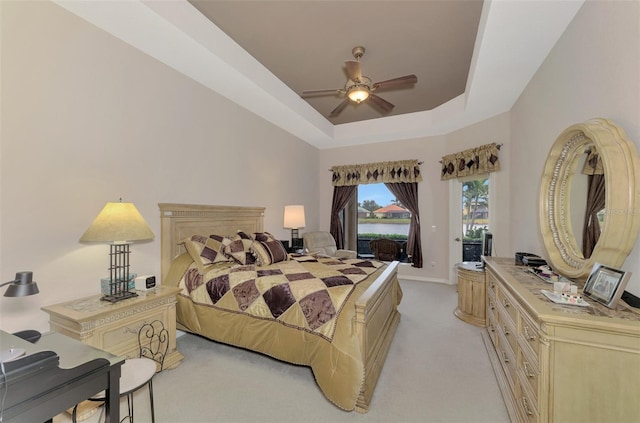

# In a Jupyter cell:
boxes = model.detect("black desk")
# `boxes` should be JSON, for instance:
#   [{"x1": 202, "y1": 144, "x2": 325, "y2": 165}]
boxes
[{"x1": 0, "y1": 330, "x2": 124, "y2": 423}]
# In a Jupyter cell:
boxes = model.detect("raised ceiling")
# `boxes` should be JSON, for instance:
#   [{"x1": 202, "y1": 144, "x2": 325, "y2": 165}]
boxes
[
  {"x1": 54, "y1": 0, "x2": 585, "y2": 149},
  {"x1": 189, "y1": 1, "x2": 484, "y2": 126}
]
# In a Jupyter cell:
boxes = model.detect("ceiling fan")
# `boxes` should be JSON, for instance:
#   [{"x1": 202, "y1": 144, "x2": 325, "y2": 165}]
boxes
[{"x1": 301, "y1": 46, "x2": 417, "y2": 117}]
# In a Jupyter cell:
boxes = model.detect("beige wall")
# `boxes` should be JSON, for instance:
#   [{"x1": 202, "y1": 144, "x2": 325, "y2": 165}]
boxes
[
  {"x1": 510, "y1": 0, "x2": 640, "y2": 294},
  {"x1": 0, "y1": 1, "x2": 319, "y2": 331}
]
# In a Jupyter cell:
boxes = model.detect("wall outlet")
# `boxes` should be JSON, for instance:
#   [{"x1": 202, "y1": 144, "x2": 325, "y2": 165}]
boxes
[{"x1": 431, "y1": 261, "x2": 436, "y2": 267}]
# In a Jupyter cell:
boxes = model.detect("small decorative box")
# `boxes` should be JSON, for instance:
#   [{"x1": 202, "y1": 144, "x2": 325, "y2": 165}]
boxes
[{"x1": 101, "y1": 273, "x2": 136, "y2": 295}]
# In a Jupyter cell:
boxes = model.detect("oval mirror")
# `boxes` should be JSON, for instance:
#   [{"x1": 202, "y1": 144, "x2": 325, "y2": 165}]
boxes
[{"x1": 539, "y1": 118, "x2": 640, "y2": 279}]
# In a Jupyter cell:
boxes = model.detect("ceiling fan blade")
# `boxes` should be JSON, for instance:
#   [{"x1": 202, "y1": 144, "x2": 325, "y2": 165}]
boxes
[
  {"x1": 372, "y1": 74, "x2": 418, "y2": 90},
  {"x1": 345, "y1": 60, "x2": 362, "y2": 82},
  {"x1": 368, "y1": 93, "x2": 395, "y2": 113},
  {"x1": 329, "y1": 99, "x2": 350, "y2": 117},
  {"x1": 302, "y1": 88, "x2": 343, "y2": 96}
]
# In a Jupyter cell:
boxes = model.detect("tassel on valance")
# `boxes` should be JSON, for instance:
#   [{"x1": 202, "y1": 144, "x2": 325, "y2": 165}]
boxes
[
  {"x1": 331, "y1": 159, "x2": 422, "y2": 186},
  {"x1": 582, "y1": 148, "x2": 604, "y2": 175},
  {"x1": 440, "y1": 143, "x2": 501, "y2": 180}
]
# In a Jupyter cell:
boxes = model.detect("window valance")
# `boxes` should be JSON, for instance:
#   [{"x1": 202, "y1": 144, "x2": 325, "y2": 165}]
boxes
[
  {"x1": 440, "y1": 143, "x2": 501, "y2": 180},
  {"x1": 331, "y1": 159, "x2": 422, "y2": 186}
]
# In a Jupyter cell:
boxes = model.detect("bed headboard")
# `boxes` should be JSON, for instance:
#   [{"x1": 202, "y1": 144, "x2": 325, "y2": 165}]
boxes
[{"x1": 158, "y1": 203, "x2": 265, "y2": 280}]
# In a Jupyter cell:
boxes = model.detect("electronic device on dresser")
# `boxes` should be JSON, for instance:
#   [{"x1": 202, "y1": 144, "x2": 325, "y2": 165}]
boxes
[
  {"x1": 482, "y1": 231, "x2": 493, "y2": 256},
  {"x1": 135, "y1": 275, "x2": 156, "y2": 291}
]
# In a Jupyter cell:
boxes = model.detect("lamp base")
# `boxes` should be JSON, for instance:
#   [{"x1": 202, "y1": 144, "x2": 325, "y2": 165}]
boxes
[
  {"x1": 0, "y1": 347, "x2": 26, "y2": 362},
  {"x1": 101, "y1": 290, "x2": 138, "y2": 303}
]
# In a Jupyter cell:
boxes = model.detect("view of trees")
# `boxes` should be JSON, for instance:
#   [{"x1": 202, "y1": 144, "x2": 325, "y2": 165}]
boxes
[
  {"x1": 463, "y1": 178, "x2": 489, "y2": 240},
  {"x1": 360, "y1": 200, "x2": 381, "y2": 212}
]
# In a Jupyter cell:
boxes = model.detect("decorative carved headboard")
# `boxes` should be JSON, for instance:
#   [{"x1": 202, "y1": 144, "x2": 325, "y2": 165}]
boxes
[{"x1": 158, "y1": 203, "x2": 265, "y2": 280}]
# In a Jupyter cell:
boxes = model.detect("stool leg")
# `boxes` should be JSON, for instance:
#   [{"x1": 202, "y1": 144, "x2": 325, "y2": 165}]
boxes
[
  {"x1": 127, "y1": 392, "x2": 134, "y2": 423},
  {"x1": 148, "y1": 379, "x2": 155, "y2": 423}
]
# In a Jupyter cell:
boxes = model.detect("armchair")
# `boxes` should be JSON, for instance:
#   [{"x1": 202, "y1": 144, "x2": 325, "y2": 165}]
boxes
[
  {"x1": 302, "y1": 231, "x2": 357, "y2": 259},
  {"x1": 369, "y1": 238, "x2": 402, "y2": 261}
]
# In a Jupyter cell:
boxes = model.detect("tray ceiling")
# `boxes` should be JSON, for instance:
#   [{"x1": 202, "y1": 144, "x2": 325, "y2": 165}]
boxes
[{"x1": 53, "y1": 0, "x2": 584, "y2": 148}]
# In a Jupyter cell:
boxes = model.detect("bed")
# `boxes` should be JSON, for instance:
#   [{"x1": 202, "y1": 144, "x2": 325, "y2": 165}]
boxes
[{"x1": 158, "y1": 203, "x2": 402, "y2": 412}]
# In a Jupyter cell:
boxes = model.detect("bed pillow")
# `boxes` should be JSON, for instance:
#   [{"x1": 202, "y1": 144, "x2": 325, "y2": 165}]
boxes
[
  {"x1": 181, "y1": 234, "x2": 233, "y2": 272},
  {"x1": 252, "y1": 238, "x2": 289, "y2": 266},
  {"x1": 224, "y1": 231, "x2": 256, "y2": 265}
]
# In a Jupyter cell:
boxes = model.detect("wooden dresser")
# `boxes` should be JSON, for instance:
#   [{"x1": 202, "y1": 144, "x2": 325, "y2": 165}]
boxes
[
  {"x1": 483, "y1": 257, "x2": 640, "y2": 422},
  {"x1": 42, "y1": 286, "x2": 183, "y2": 371}
]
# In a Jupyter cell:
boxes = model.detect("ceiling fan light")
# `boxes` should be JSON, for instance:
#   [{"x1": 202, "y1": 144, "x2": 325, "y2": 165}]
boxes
[{"x1": 348, "y1": 86, "x2": 369, "y2": 103}]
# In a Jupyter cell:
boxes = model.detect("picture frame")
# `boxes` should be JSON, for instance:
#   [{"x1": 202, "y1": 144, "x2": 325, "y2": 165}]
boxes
[{"x1": 583, "y1": 263, "x2": 632, "y2": 308}]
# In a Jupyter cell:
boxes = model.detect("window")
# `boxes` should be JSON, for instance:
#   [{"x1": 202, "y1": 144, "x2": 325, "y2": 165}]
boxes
[
  {"x1": 356, "y1": 184, "x2": 410, "y2": 261},
  {"x1": 461, "y1": 177, "x2": 489, "y2": 261}
]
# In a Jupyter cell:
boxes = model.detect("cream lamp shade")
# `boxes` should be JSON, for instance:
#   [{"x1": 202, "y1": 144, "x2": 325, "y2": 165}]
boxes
[
  {"x1": 284, "y1": 205, "x2": 305, "y2": 251},
  {"x1": 80, "y1": 201, "x2": 154, "y2": 303},
  {"x1": 80, "y1": 202, "x2": 154, "y2": 243},
  {"x1": 283, "y1": 205, "x2": 306, "y2": 229}
]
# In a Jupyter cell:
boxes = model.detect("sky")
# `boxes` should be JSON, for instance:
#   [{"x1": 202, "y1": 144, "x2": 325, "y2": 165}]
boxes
[{"x1": 358, "y1": 184, "x2": 396, "y2": 208}]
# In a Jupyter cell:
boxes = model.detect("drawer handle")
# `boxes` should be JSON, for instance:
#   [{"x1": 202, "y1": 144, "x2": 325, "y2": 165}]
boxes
[
  {"x1": 489, "y1": 302, "x2": 495, "y2": 311},
  {"x1": 523, "y1": 361, "x2": 535, "y2": 379},
  {"x1": 522, "y1": 397, "x2": 534, "y2": 416},
  {"x1": 501, "y1": 351, "x2": 510, "y2": 363},
  {"x1": 503, "y1": 325, "x2": 510, "y2": 336},
  {"x1": 488, "y1": 324, "x2": 495, "y2": 333},
  {"x1": 502, "y1": 299, "x2": 510, "y2": 308},
  {"x1": 523, "y1": 326, "x2": 537, "y2": 342}
]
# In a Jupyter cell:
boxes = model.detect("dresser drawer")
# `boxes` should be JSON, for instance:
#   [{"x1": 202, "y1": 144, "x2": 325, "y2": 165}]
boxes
[
  {"x1": 497, "y1": 328, "x2": 517, "y2": 391},
  {"x1": 518, "y1": 311, "x2": 540, "y2": 362},
  {"x1": 517, "y1": 343, "x2": 540, "y2": 402},
  {"x1": 497, "y1": 287, "x2": 518, "y2": 325},
  {"x1": 487, "y1": 274, "x2": 498, "y2": 302},
  {"x1": 487, "y1": 291, "x2": 498, "y2": 326},
  {"x1": 516, "y1": 375, "x2": 539, "y2": 423},
  {"x1": 497, "y1": 310, "x2": 518, "y2": 355},
  {"x1": 486, "y1": 308, "x2": 499, "y2": 347}
]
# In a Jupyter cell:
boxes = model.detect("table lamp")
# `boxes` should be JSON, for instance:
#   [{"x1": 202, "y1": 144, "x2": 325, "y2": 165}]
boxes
[
  {"x1": 80, "y1": 200, "x2": 154, "y2": 303},
  {"x1": 0, "y1": 271, "x2": 39, "y2": 362},
  {"x1": 283, "y1": 205, "x2": 305, "y2": 250}
]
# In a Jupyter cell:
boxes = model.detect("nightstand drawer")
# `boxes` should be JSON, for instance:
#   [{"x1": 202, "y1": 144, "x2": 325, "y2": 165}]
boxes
[{"x1": 98, "y1": 309, "x2": 166, "y2": 358}]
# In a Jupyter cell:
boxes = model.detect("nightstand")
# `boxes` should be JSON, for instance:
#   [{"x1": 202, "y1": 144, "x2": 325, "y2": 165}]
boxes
[{"x1": 42, "y1": 286, "x2": 184, "y2": 371}]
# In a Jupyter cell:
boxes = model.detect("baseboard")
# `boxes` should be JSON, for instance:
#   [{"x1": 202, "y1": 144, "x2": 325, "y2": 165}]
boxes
[{"x1": 397, "y1": 274, "x2": 453, "y2": 285}]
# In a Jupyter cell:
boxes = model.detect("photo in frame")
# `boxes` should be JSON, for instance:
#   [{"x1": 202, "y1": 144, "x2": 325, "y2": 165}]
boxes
[{"x1": 583, "y1": 263, "x2": 632, "y2": 308}]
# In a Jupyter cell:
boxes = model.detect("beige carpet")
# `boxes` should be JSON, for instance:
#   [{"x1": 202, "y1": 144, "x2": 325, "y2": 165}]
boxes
[{"x1": 56, "y1": 280, "x2": 509, "y2": 423}]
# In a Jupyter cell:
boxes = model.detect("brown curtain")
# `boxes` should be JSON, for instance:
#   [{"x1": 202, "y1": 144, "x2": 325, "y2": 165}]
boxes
[
  {"x1": 385, "y1": 182, "x2": 423, "y2": 268},
  {"x1": 330, "y1": 185, "x2": 356, "y2": 250},
  {"x1": 582, "y1": 174, "x2": 605, "y2": 258}
]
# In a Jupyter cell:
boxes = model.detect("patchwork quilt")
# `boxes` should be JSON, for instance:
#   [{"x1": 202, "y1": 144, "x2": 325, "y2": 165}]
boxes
[
  {"x1": 179, "y1": 255, "x2": 384, "y2": 341},
  {"x1": 165, "y1": 252, "x2": 393, "y2": 411}
]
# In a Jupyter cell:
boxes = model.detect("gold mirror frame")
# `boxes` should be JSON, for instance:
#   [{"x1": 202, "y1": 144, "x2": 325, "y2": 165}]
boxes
[{"x1": 539, "y1": 118, "x2": 640, "y2": 279}]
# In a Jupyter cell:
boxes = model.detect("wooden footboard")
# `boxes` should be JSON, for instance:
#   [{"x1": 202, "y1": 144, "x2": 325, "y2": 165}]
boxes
[
  {"x1": 159, "y1": 203, "x2": 401, "y2": 412},
  {"x1": 354, "y1": 261, "x2": 401, "y2": 413}
]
